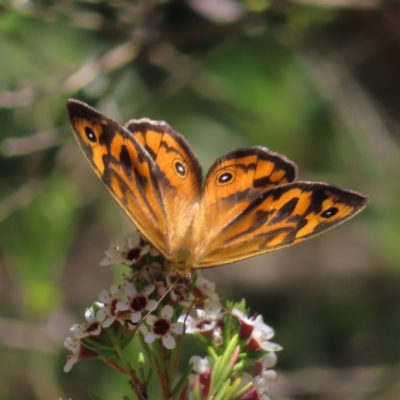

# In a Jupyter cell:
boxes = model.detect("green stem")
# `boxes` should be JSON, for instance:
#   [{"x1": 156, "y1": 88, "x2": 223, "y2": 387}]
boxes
[
  {"x1": 170, "y1": 334, "x2": 182, "y2": 380},
  {"x1": 151, "y1": 339, "x2": 172, "y2": 399}
]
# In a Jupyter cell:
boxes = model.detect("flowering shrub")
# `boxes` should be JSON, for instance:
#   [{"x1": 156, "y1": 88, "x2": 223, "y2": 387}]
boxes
[{"x1": 64, "y1": 228, "x2": 282, "y2": 400}]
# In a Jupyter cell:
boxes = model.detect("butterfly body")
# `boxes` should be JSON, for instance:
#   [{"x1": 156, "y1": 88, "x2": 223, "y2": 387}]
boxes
[{"x1": 67, "y1": 99, "x2": 367, "y2": 278}]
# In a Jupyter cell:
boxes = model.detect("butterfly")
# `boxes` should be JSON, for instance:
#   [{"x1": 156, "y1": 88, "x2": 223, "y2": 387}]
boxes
[{"x1": 67, "y1": 99, "x2": 368, "y2": 280}]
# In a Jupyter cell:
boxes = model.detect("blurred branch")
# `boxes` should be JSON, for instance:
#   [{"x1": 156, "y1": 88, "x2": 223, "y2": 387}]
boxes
[
  {"x1": 9, "y1": 0, "x2": 167, "y2": 31},
  {"x1": 276, "y1": 365, "x2": 400, "y2": 398},
  {"x1": 291, "y1": 0, "x2": 385, "y2": 8},
  {"x1": 0, "y1": 313, "x2": 68, "y2": 353},
  {"x1": 300, "y1": 46, "x2": 400, "y2": 185},
  {"x1": 0, "y1": 40, "x2": 140, "y2": 108},
  {"x1": 0, "y1": 179, "x2": 43, "y2": 222},
  {"x1": 1, "y1": 130, "x2": 65, "y2": 156}
]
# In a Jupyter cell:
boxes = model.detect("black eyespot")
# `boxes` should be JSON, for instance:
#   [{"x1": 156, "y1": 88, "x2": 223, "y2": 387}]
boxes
[
  {"x1": 320, "y1": 207, "x2": 339, "y2": 218},
  {"x1": 84, "y1": 127, "x2": 97, "y2": 143},
  {"x1": 217, "y1": 172, "x2": 234, "y2": 185},
  {"x1": 174, "y1": 160, "x2": 186, "y2": 177}
]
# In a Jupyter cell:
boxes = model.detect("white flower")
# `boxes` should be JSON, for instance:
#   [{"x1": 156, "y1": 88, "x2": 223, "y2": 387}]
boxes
[
  {"x1": 253, "y1": 368, "x2": 276, "y2": 400},
  {"x1": 64, "y1": 336, "x2": 81, "y2": 372},
  {"x1": 70, "y1": 307, "x2": 101, "y2": 339},
  {"x1": 171, "y1": 272, "x2": 220, "y2": 308},
  {"x1": 193, "y1": 272, "x2": 219, "y2": 303},
  {"x1": 145, "y1": 305, "x2": 184, "y2": 349},
  {"x1": 116, "y1": 283, "x2": 157, "y2": 323},
  {"x1": 96, "y1": 284, "x2": 123, "y2": 327},
  {"x1": 190, "y1": 355, "x2": 213, "y2": 374},
  {"x1": 232, "y1": 309, "x2": 282, "y2": 352},
  {"x1": 189, "y1": 355, "x2": 214, "y2": 385},
  {"x1": 253, "y1": 374, "x2": 271, "y2": 400},
  {"x1": 100, "y1": 231, "x2": 151, "y2": 266},
  {"x1": 178, "y1": 306, "x2": 223, "y2": 333}
]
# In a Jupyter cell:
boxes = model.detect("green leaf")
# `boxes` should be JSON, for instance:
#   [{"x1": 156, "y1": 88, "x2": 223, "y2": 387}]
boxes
[
  {"x1": 211, "y1": 378, "x2": 231, "y2": 400},
  {"x1": 89, "y1": 393, "x2": 105, "y2": 400}
]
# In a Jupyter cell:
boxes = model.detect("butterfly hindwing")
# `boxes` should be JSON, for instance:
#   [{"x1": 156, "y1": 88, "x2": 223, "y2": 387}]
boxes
[
  {"x1": 199, "y1": 182, "x2": 367, "y2": 266},
  {"x1": 199, "y1": 147, "x2": 297, "y2": 253}
]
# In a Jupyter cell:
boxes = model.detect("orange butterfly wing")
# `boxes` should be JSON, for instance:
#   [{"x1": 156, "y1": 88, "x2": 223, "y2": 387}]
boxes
[
  {"x1": 68, "y1": 99, "x2": 368, "y2": 276},
  {"x1": 124, "y1": 119, "x2": 203, "y2": 257},
  {"x1": 198, "y1": 180, "x2": 367, "y2": 267},
  {"x1": 67, "y1": 100, "x2": 169, "y2": 255},
  {"x1": 200, "y1": 146, "x2": 297, "y2": 247}
]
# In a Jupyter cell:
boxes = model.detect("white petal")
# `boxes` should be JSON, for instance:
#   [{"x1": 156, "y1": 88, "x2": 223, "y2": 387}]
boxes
[
  {"x1": 161, "y1": 305, "x2": 173, "y2": 320},
  {"x1": 131, "y1": 311, "x2": 142, "y2": 323},
  {"x1": 96, "y1": 308, "x2": 107, "y2": 322},
  {"x1": 189, "y1": 355, "x2": 212, "y2": 374},
  {"x1": 232, "y1": 308, "x2": 246, "y2": 319},
  {"x1": 162, "y1": 334, "x2": 175, "y2": 349},
  {"x1": 140, "y1": 244, "x2": 151, "y2": 256},
  {"x1": 146, "y1": 299, "x2": 157, "y2": 312},
  {"x1": 142, "y1": 284, "x2": 155, "y2": 296},
  {"x1": 109, "y1": 284, "x2": 120, "y2": 296},
  {"x1": 262, "y1": 342, "x2": 283, "y2": 352},
  {"x1": 138, "y1": 324, "x2": 148, "y2": 335},
  {"x1": 172, "y1": 322, "x2": 185, "y2": 335},
  {"x1": 146, "y1": 314, "x2": 157, "y2": 327},
  {"x1": 145, "y1": 331, "x2": 156, "y2": 344},
  {"x1": 178, "y1": 314, "x2": 192, "y2": 324},
  {"x1": 262, "y1": 370, "x2": 277, "y2": 385},
  {"x1": 102, "y1": 316, "x2": 116, "y2": 328},
  {"x1": 70, "y1": 323, "x2": 82, "y2": 332},
  {"x1": 254, "y1": 376, "x2": 268, "y2": 392},
  {"x1": 149, "y1": 247, "x2": 160, "y2": 256},
  {"x1": 124, "y1": 283, "x2": 137, "y2": 297},
  {"x1": 85, "y1": 307, "x2": 96, "y2": 323},
  {"x1": 98, "y1": 290, "x2": 110, "y2": 303},
  {"x1": 116, "y1": 301, "x2": 130, "y2": 311},
  {"x1": 127, "y1": 231, "x2": 141, "y2": 247},
  {"x1": 64, "y1": 355, "x2": 78, "y2": 372},
  {"x1": 64, "y1": 336, "x2": 78, "y2": 351},
  {"x1": 70, "y1": 324, "x2": 85, "y2": 335},
  {"x1": 262, "y1": 352, "x2": 277, "y2": 369}
]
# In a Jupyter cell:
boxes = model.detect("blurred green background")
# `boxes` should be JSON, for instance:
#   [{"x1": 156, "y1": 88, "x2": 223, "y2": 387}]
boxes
[{"x1": 0, "y1": 0, "x2": 399, "y2": 399}]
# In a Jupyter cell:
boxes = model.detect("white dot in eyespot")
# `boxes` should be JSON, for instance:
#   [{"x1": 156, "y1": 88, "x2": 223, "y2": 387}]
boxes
[{"x1": 174, "y1": 161, "x2": 186, "y2": 176}]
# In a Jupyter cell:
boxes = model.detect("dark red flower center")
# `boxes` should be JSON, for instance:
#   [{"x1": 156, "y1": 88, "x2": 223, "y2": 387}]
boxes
[
  {"x1": 110, "y1": 299, "x2": 118, "y2": 316},
  {"x1": 87, "y1": 322, "x2": 100, "y2": 335},
  {"x1": 196, "y1": 319, "x2": 212, "y2": 330},
  {"x1": 131, "y1": 295, "x2": 148, "y2": 312},
  {"x1": 153, "y1": 318, "x2": 170, "y2": 336},
  {"x1": 126, "y1": 247, "x2": 141, "y2": 261}
]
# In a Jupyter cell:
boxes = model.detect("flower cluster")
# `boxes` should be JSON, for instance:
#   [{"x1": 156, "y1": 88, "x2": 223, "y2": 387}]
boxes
[{"x1": 64, "y1": 228, "x2": 282, "y2": 400}]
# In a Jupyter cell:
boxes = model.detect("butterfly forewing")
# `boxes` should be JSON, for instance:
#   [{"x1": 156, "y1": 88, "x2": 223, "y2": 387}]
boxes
[
  {"x1": 125, "y1": 119, "x2": 203, "y2": 254},
  {"x1": 198, "y1": 182, "x2": 367, "y2": 267},
  {"x1": 67, "y1": 99, "x2": 169, "y2": 255}
]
